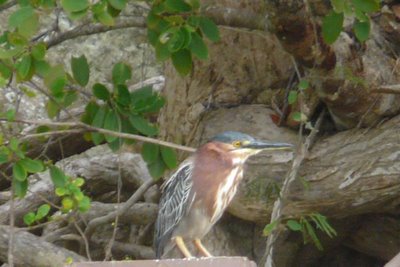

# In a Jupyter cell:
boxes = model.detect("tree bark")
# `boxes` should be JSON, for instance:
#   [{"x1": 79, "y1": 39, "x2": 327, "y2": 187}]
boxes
[{"x1": 0, "y1": 226, "x2": 86, "y2": 267}]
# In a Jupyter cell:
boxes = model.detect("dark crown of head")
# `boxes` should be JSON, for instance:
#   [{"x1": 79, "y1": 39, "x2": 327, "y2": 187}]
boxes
[{"x1": 210, "y1": 131, "x2": 255, "y2": 144}]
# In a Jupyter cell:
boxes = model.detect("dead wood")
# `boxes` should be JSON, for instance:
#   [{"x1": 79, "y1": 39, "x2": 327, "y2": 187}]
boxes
[{"x1": 0, "y1": 226, "x2": 86, "y2": 267}]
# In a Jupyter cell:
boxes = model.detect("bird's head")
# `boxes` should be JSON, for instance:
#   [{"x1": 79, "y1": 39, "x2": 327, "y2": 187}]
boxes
[{"x1": 210, "y1": 131, "x2": 293, "y2": 162}]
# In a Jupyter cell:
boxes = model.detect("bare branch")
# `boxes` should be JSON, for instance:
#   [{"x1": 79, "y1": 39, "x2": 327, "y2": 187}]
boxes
[
  {"x1": 84, "y1": 179, "x2": 157, "y2": 241},
  {"x1": 0, "y1": 118, "x2": 196, "y2": 152},
  {"x1": 0, "y1": 0, "x2": 17, "y2": 12},
  {"x1": 45, "y1": 18, "x2": 146, "y2": 48}
]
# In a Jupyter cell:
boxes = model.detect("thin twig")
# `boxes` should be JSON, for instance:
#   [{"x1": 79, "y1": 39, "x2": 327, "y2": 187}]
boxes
[
  {"x1": 104, "y1": 119, "x2": 123, "y2": 260},
  {"x1": 0, "y1": 0, "x2": 17, "y2": 12},
  {"x1": 84, "y1": 179, "x2": 156, "y2": 241},
  {"x1": 46, "y1": 18, "x2": 146, "y2": 48},
  {"x1": 73, "y1": 220, "x2": 92, "y2": 261},
  {"x1": 0, "y1": 118, "x2": 196, "y2": 152},
  {"x1": 8, "y1": 181, "x2": 15, "y2": 267},
  {"x1": 262, "y1": 109, "x2": 325, "y2": 267},
  {"x1": 22, "y1": 129, "x2": 84, "y2": 140},
  {"x1": 371, "y1": 84, "x2": 400, "y2": 94}
]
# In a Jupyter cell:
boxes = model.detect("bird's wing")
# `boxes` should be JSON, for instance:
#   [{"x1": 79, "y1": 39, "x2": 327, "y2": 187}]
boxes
[{"x1": 154, "y1": 159, "x2": 195, "y2": 258}]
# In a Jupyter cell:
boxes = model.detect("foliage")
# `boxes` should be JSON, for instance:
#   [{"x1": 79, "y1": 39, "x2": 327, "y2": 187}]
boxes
[
  {"x1": 147, "y1": 0, "x2": 220, "y2": 75},
  {"x1": 263, "y1": 213, "x2": 337, "y2": 250},
  {"x1": 322, "y1": 0, "x2": 380, "y2": 44},
  {"x1": 288, "y1": 79, "x2": 309, "y2": 123},
  {"x1": 0, "y1": 0, "x2": 211, "y2": 226}
]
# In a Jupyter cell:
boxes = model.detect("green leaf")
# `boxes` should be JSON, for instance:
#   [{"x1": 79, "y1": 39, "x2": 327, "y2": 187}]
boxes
[
  {"x1": 62, "y1": 197, "x2": 74, "y2": 211},
  {"x1": 171, "y1": 49, "x2": 192, "y2": 75},
  {"x1": 13, "y1": 161, "x2": 27, "y2": 181},
  {"x1": 92, "y1": 83, "x2": 110, "y2": 101},
  {"x1": 129, "y1": 114, "x2": 158, "y2": 136},
  {"x1": 112, "y1": 62, "x2": 131, "y2": 85},
  {"x1": 107, "y1": 0, "x2": 126, "y2": 10},
  {"x1": 115, "y1": 84, "x2": 130, "y2": 106},
  {"x1": 107, "y1": 137, "x2": 123, "y2": 152},
  {"x1": 49, "y1": 165, "x2": 67, "y2": 188},
  {"x1": 8, "y1": 6, "x2": 34, "y2": 28},
  {"x1": 292, "y1": 112, "x2": 308, "y2": 122},
  {"x1": 55, "y1": 187, "x2": 67, "y2": 196},
  {"x1": 166, "y1": 28, "x2": 186, "y2": 52},
  {"x1": 141, "y1": 143, "x2": 159, "y2": 163},
  {"x1": 45, "y1": 100, "x2": 60, "y2": 119},
  {"x1": 351, "y1": 0, "x2": 379, "y2": 13},
  {"x1": 9, "y1": 137, "x2": 19, "y2": 152},
  {"x1": 71, "y1": 55, "x2": 90, "y2": 86},
  {"x1": 0, "y1": 152, "x2": 8, "y2": 164},
  {"x1": 33, "y1": 59, "x2": 51, "y2": 77},
  {"x1": 0, "y1": 61, "x2": 12, "y2": 80},
  {"x1": 354, "y1": 20, "x2": 370, "y2": 42},
  {"x1": 6, "y1": 109, "x2": 16, "y2": 121},
  {"x1": 160, "y1": 146, "x2": 177, "y2": 169},
  {"x1": 36, "y1": 204, "x2": 50, "y2": 220},
  {"x1": 78, "y1": 196, "x2": 91, "y2": 212},
  {"x1": 155, "y1": 41, "x2": 171, "y2": 61},
  {"x1": 263, "y1": 220, "x2": 278, "y2": 236},
  {"x1": 103, "y1": 110, "x2": 119, "y2": 143},
  {"x1": 63, "y1": 90, "x2": 78, "y2": 107},
  {"x1": 14, "y1": 179, "x2": 28, "y2": 198},
  {"x1": 95, "y1": 9, "x2": 115, "y2": 26},
  {"x1": 287, "y1": 219, "x2": 302, "y2": 231},
  {"x1": 73, "y1": 177, "x2": 85, "y2": 187},
  {"x1": 165, "y1": 0, "x2": 191, "y2": 12},
  {"x1": 31, "y1": 43, "x2": 46, "y2": 60},
  {"x1": 186, "y1": 0, "x2": 200, "y2": 9},
  {"x1": 148, "y1": 159, "x2": 166, "y2": 179},
  {"x1": 304, "y1": 219, "x2": 323, "y2": 250},
  {"x1": 44, "y1": 65, "x2": 66, "y2": 98},
  {"x1": 322, "y1": 11, "x2": 344, "y2": 44},
  {"x1": 68, "y1": 9, "x2": 88, "y2": 20},
  {"x1": 61, "y1": 0, "x2": 89, "y2": 12},
  {"x1": 331, "y1": 0, "x2": 345, "y2": 13},
  {"x1": 199, "y1": 17, "x2": 220, "y2": 42},
  {"x1": 91, "y1": 106, "x2": 107, "y2": 145},
  {"x1": 288, "y1": 90, "x2": 298, "y2": 105},
  {"x1": 189, "y1": 32, "x2": 208, "y2": 60},
  {"x1": 16, "y1": 55, "x2": 32, "y2": 79},
  {"x1": 298, "y1": 80, "x2": 309, "y2": 90},
  {"x1": 19, "y1": 158, "x2": 44, "y2": 173},
  {"x1": 23, "y1": 212, "x2": 36, "y2": 226}
]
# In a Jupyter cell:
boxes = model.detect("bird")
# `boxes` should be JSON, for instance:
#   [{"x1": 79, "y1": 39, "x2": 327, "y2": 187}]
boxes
[{"x1": 154, "y1": 131, "x2": 293, "y2": 258}]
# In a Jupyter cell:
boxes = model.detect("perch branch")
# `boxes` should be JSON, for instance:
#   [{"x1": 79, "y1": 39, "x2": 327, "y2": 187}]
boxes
[{"x1": 263, "y1": 109, "x2": 325, "y2": 267}]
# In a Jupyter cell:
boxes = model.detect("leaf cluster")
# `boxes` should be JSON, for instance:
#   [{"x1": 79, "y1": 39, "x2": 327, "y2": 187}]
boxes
[
  {"x1": 147, "y1": 0, "x2": 220, "y2": 75},
  {"x1": 50, "y1": 166, "x2": 90, "y2": 213},
  {"x1": 322, "y1": 0, "x2": 380, "y2": 44},
  {"x1": 263, "y1": 213, "x2": 337, "y2": 250}
]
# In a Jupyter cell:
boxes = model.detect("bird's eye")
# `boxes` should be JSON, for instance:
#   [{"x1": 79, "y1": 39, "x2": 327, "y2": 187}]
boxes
[{"x1": 232, "y1": 141, "x2": 241, "y2": 147}]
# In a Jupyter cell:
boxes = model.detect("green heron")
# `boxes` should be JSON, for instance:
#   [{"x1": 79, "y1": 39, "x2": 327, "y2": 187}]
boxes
[{"x1": 154, "y1": 131, "x2": 292, "y2": 258}]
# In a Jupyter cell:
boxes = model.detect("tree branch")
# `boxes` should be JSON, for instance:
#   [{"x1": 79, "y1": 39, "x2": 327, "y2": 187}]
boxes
[
  {"x1": 0, "y1": 226, "x2": 86, "y2": 267},
  {"x1": 84, "y1": 179, "x2": 156, "y2": 241},
  {"x1": 0, "y1": 118, "x2": 196, "y2": 153},
  {"x1": 45, "y1": 18, "x2": 146, "y2": 48}
]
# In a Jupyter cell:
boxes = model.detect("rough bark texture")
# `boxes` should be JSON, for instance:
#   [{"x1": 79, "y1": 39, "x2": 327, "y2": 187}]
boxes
[{"x1": 0, "y1": 226, "x2": 86, "y2": 267}]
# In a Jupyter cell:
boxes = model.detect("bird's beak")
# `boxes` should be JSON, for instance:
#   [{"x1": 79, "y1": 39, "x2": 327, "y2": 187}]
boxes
[{"x1": 244, "y1": 140, "x2": 294, "y2": 151}]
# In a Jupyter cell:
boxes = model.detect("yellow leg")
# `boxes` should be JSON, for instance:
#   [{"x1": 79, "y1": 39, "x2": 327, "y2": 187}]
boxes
[
  {"x1": 175, "y1": 236, "x2": 193, "y2": 258},
  {"x1": 193, "y1": 238, "x2": 213, "y2": 257}
]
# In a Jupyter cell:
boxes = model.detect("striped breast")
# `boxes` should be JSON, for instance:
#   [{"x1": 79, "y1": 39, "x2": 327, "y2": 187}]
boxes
[{"x1": 210, "y1": 166, "x2": 244, "y2": 223}]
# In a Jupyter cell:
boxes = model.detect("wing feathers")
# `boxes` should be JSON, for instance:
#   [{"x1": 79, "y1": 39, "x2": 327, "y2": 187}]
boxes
[{"x1": 154, "y1": 160, "x2": 194, "y2": 258}]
